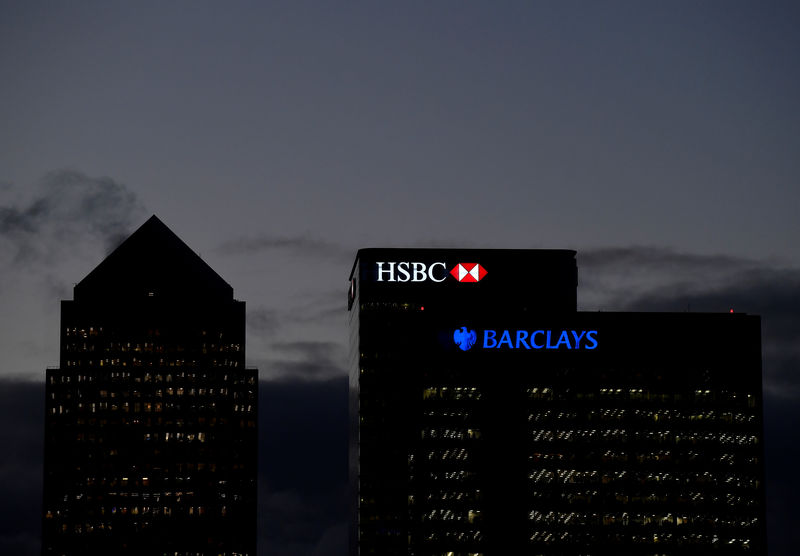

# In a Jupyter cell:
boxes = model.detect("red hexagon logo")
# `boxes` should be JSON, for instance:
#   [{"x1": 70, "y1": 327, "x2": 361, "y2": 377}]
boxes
[{"x1": 449, "y1": 263, "x2": 487, "y2": 283}]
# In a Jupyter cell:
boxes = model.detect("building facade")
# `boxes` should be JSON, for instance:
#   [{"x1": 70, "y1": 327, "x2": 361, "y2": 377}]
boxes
[
  {"x1": 43, "y1": 216, "x2": 257, "y2": 555},
  {"x1": 349, "y1": 249, "x2": 765, "y2": 555}
]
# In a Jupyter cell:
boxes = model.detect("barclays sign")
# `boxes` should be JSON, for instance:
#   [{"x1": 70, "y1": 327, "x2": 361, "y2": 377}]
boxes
[{"x1": 454, "y1": 327, "x2": 598, "y2": 351}]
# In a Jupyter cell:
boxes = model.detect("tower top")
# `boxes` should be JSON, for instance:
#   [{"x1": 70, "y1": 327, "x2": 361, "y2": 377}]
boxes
[{"x1": 73, "y1": 215, "x2": 233, "y2": 303}]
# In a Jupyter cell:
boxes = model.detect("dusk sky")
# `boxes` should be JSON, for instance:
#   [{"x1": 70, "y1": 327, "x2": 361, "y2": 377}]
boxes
[{"x1": 1, "y1": 2, "x2": 798, "y2": 554}]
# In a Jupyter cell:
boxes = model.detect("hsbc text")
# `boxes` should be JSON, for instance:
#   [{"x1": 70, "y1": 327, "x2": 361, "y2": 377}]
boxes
[{"x1": 375, "y1": 262, "x2": 447, "y2": 282}]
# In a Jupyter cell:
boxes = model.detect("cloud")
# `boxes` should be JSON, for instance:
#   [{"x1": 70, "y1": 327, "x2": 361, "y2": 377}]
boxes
[
  {"x1": 217, "y1": 235, "x2": 351, "y2": 260},
  {"x1": 0, "y1": 169, "x2": 145, "y2": 265},
  {"x1": 260, "y1": 341, "x2": 347, "y2": 381},
  {"x1": 579, "y1": 246, "x2": 752, "y2": 270},
  {"x1": 577, "y1": 246, "x2": 770, "y2": 310},
  {"x1": 249, "y1": 290, "x2": 343, "y2": 331},
  {"x1": 248, "y1": 307, "x2": 282, "y2": 334},
  {"x1": 629, "y1": 273, "x2": 800, "y2": 400},
  {"x1": 580, "y1": 248, "x2": 800, "y2": 400}
]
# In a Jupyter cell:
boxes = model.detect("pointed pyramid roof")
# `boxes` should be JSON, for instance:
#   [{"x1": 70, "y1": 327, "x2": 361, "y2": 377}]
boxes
[{"x1": 74, "y1": 215, "x2": 233, "y2": 303}]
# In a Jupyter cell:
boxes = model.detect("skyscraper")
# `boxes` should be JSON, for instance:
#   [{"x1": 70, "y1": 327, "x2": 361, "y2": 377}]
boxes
[
  {"x1": 43, "y1": 216, "x2": 257, "y2": 555},
  {"x1": 349, "y1": 249, "x2": 765, "y2": 555}
]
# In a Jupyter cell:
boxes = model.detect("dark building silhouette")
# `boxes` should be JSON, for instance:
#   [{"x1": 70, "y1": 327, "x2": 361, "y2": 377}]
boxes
[
  {"x1": 43, "y1": 216, "x2": 257, "y2": 555},
  {"x1": 349, "y1": 249, "x2": 766, "y2": 555}
]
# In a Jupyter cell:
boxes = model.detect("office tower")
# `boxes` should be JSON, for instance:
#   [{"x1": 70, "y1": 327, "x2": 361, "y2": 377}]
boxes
[
  {"x1": 43, "y1": 216, "x2": 257, "y2": 555},
  {"x1": 348, "y1": 249, "x2": 765, "y2": 555}
]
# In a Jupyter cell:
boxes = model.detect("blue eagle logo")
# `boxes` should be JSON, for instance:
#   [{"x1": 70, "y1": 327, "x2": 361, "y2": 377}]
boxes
[{"x1": 453, "y1": 326, "x2": 477, "y2": 351}]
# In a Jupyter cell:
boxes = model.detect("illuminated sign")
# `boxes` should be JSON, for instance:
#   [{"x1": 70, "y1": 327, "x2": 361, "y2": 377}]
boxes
[
  {"x1": 450, "y1": 263, "x2": 487, "y2": 283},
  {"x1": 454, "y1": 327, "x2": 598, "y2": 350},
  {"x1": 453, "y1": 327, "x2": 477, "y2": 351},
  {"x1": 375, "y1": 262, "x2": 487, "y2": 283}
]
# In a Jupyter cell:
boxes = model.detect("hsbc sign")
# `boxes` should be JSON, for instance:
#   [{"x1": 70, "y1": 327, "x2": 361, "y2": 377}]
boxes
[{"x1": 375, "y1": 261, "x2": 488, "y2": 283}]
